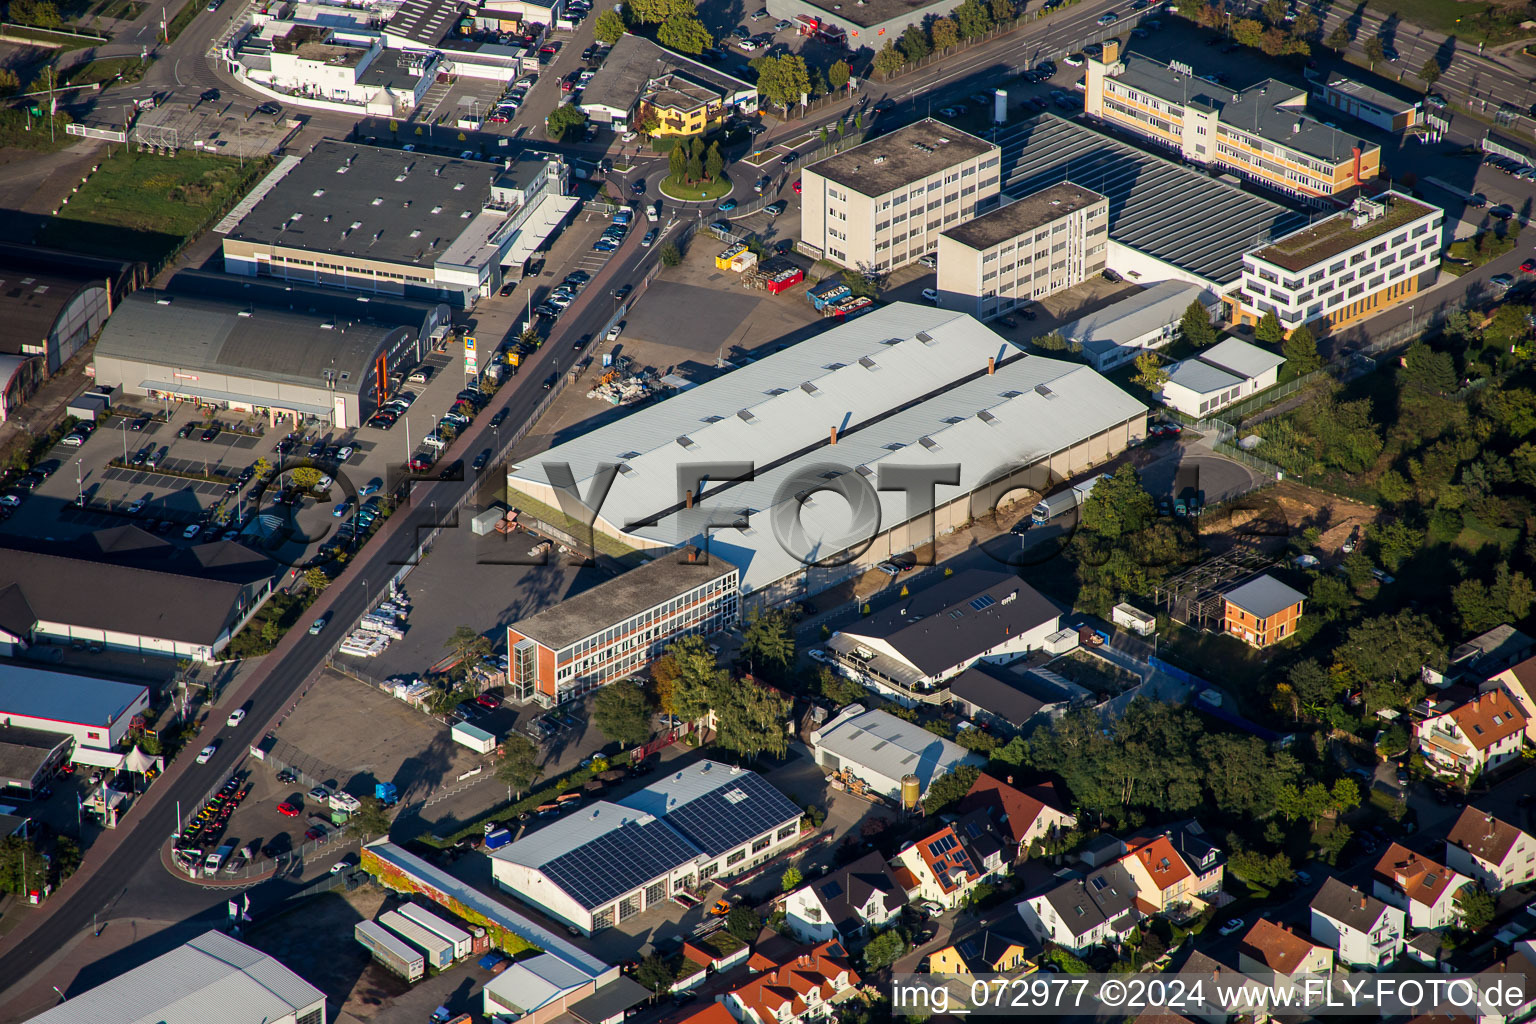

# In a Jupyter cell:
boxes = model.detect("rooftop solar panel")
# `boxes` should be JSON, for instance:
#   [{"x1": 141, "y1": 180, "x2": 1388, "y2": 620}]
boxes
[
  {"x1": 657, "y1": 770, "x2": 803, "y2": 858},
  {"x1": 540, "y1": 817, "x2": 700, "y2": 910}
]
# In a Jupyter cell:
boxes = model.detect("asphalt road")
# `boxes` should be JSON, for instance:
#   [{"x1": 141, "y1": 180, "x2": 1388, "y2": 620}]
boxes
[{"x1": 0, "y1": 215, "x2": 657, "y2": 1000}]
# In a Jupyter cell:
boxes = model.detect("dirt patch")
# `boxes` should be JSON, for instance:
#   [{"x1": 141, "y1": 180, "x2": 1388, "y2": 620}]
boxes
[{"x1": 1268, "y1": 480, "x2": 1380, "y2": 556}]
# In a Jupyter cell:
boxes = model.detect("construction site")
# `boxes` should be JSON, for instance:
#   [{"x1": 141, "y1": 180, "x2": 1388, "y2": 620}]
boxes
[{"x1": 585, "y1": 352, "x2": 656, "y2": 405}]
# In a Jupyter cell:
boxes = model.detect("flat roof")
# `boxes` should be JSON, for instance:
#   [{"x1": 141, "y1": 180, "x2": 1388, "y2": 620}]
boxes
[
  {"x1": 0, "y1": 664, "x2": 148, "y2": 731},
  {"x1": 226, "y1": 140, "x2": 496, "y2": 266},
  {"x1": 0, "y1": 726, "x2": 70, "y2": 788},
  {"x1": 27, "y1": 930, "x2": 323, "y2": 1024},
  {"x1": 1250, "y1": 192, "x2": 1438, "y2": 271},
  {"x1": 808, "y1": 119, "x2": 996, "y2": 197},
  {"x1": 569, "y1": 977, "x2": 650, "y2": 1024},
  {"x1": 508, "y1": 549, "x2": 736, "y2": 651},
  {"x1": 995, "y1": 115, "x2": 1306, "y2": 286},
  {"x1": 941, "y1": 183, "x2": 1104, "y2": 251},
  {"x1": 811, "y1": 705, "x2": 979, "y2": 792},
  {"x1": 794, "y1": 0, "x2": 946, "y2": 28},
  {"x1": 386, "y1": 0, "x2": 458, "y2": 44},
  {"x1": 581, "y1": 34, "x2": 753, "y2": 116},
  {"x1": 358, "y1": 50, "x2": 430, "y2": 87},
  {"x1": 0, "y1": 268, "x2": 103, "y2": 358},
  {"x1": 1061, "y1": 281, "x2": 1213, "y2": 358},
  {"x1": 96, "y1": 291, "x2": 406, "y2": 389},
  {"x1": 507, "y1": 303, "x2": 1145, "y2": 596},
  {"x1": 1108, "y1": 56, "x2": 1371, "y2": 166},
  {"x1": 1200, "y1": 337, "x2": 1285, "y2": 379},
  {"x1": 1316, "y1": 72, "x2": 1420, "y2": 116}
]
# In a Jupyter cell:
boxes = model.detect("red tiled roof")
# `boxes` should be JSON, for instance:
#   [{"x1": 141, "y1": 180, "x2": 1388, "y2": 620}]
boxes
[
  {"x1": 1374, "y1": 843, "x2": 1457, "y2": 908},
  {"x1": 1445, "y1": 688, "x2": 1528, "y2": 751},
  {"x1": 959, "y1": 773, "x2": 1066, "y2": 846},
  {"x1": 912, "y1": 825, "x2": 979, "y2": 895},
  {"x1": 727, "y1": 941, "x2": 860, "y2": 1024},
  {"x1": 678, "y1": 1003, "x2": 737, "y2": 1024},
  {"x1": 1239, "y1": 918, "x2": 1321, "y2": 974},
  {"x1": 1125, "y1": 835, "x2": 1192, "y2": 893},
  {"x1": 1447, "y1": 807, "x2": 1530, "y2": 864}
]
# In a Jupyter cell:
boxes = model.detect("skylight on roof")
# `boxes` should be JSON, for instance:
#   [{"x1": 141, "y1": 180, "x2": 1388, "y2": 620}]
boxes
[
  {"x1": 859, "y1": 355, "x2": 879, "y2": 370},
  {"x1": 800, "y1": 381, "x2": 821, "y2": 396}
]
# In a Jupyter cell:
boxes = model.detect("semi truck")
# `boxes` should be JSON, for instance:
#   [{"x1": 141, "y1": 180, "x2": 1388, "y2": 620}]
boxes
[
  {"x1": 1030, "y1": 474, "x2": 1107, "y2": 526},
  {"x1": 1173, "y1": 465, "x2": 1203, "y2": 517}
]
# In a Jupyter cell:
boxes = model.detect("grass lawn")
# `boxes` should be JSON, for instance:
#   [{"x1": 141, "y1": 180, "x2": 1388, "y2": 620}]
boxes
[
  {"x1": 0, "y1": 110, "x2": 74, "y2": 152},
  {"x1": 1454, "y1": 514, "x2": 1520, "y2": 554},
  {"x1": 37, "y1": 148, "x2": 267, "y2": 263},
  {"x1": 1363, "y1": 0, "x2": 1528, "y2": 45},
  {"x1": 658, "y1": 172, "x2": 731, "y2": 202},
  {"x1": 61, "y1": 55, "x2": 147, "y2": 87},
  {"x1": 162, "y1": 0, "x2": 200, "y2": 43}
]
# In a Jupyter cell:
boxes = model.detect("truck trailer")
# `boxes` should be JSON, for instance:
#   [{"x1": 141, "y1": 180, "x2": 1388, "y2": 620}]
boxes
[
  {"x1": 379, "y1": 910, "x2": 455, "y2": 970},
  {"x1": 356, "y1": 919, "x2": 425, "y2": 982},
  {"x1": 397, "y1": 902, "x2": 475, "y2": 960},
  {"x1": 1030, "y1": 474, "x2": 1106, "y2": 526}
]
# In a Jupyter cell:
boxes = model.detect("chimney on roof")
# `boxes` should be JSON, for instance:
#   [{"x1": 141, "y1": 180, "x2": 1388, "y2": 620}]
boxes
[
  {"x1": 830, "y1": 424, "x2": 838, "y2": 445},
  {"x1": 988, "y1": 356, "x2": 996, "y2": 375},
  {"x1": 1007, "y1": 775, "x2": 1014, "y2": 785},
  {"x1": 686, "y1": 489, "x2": 694, "y2": 509},
  {"x1": 687, "y1": 547, "x2": 697, "y2": 563}
]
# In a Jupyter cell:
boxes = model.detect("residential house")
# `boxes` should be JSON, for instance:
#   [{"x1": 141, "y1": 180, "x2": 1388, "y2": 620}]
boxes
[
  {"x1": 720, "y1": 940, "x2": 860, "y2": 1024},
  {"x1": 928, "y1": 921, "x2": 1040, "y2": 977},
  {"x1": 1372, "y1": 844, "x2": 1472, "y2": 930},
  {"x1": 892, "y1": 824, "x2": 987, "y2": 910},
  {"x1": 1118, "y1": 831, "x2": 1221, "y2": 919},
  {"x1": 1222, "y1": 574, "x2": 1306, "y2": 648},
  {"x1": 1176, "y1": 950, "x2": 1272, "y2": 1024},
  {"x1": 1487, "y1": 653, "x2": 1536, "y2": 743},
  {"x1": 1445, "y1": 807, "x2": 1536, "y2": 892},
  {"x1": 783, "y1": 851, "x2": 906, "y2": 944},
  {"x1": 1413, "y1": 687, "x2": 1528, "y2": 777},
  {"x1": 958, "y1": 774, "x2": 1077, "y2": 860},
  {"x1": 1017, "y1": 862, "x2": 1141, "y2": 954},
  {"x1": 1476, "y1": 951, "x2": 1536, "y2": 1024},
  {"x1": 1309, "y1": 877, "x2": 1405, "y2": 969},
  {"x1": 1238, "y1": 918, "x2": 1334, "y2": 977},
  {"x1": 1161, "y1": 338, "x2": 1286, "y2": 420}
]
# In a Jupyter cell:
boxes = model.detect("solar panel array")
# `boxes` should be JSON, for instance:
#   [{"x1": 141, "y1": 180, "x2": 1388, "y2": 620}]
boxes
[
  {"x1": 540, "y1": 817, "x2": 700, "y2": 910},
  {"x1": 661, "y1": 770, "x2": 803, "y2": 857},
  {"x1": 990, "y1": 115, "x2": 1309, "y2": 285}
]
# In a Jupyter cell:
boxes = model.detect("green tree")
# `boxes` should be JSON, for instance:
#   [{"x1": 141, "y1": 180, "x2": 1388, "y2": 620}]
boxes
[
  {"x1": 1231, "y1": 18, "x2": 1265, "y2": 48},
  {"x1": 546, "y1": 104, "x2": 588, "y2": 142},
  {"x1": 781, "y1": 865, "x2": 803, "y2": 891},
  {"x1": 1291, "y1": 8, "x2": 1318, "y2": 37},
  {"x1": 898, "y1": 24, "x2": 930, "y2": 62},
  {"x1": 990, "y1": 0, "x2": 1015, "y2": 20},
  {"x1": 289, "y1": 466, "x2": 323, "y2": 491},
  {"x1": 1255, "y1": 310, "x2": 1286, "y2": 346},
  {"x1": 741, "y1": 609, "x2": 795, "y2": 676},
  {"x1": 1228, "y1": 846, "x2": 1295, "y2": 887},
  {"x1": 755, "y1": 53, "x2": 812, "y2": 110},
  {"x1": 1261, "y1": 0, "x2": 1286, "y2": 24},
  {"x1": 924, "y1": 765, "x2": 981, "y2": 814},
  {"x1": 873, "y1": 41, "x2": 906, "y2": 77},
  {"x1": 1180, "y1": 300, "x2": 1217, "y2": 347},
  {"x1": 637, "y1": 110, "x2": 661, "y2": 136},
  {"x1": 1131, "y1": 351, "x2": 1168, "y2": 390},
  {"x1": 685, "y1": 140, "x2": 704, "y2": 182},
  {"x1": 659, "y1": 242, "x2": 683, "y2": 267},
  {"x1": 1326, "y1": 23, "x2": 1351, "y2": 51},
  {"x1": 664, "y1": 635, "x2": 724, "y2": 723},
  {"x1": 303, "y1": 567, "x2": 330, "y2": 592},
  {"x1": 657, "y1": 14, "x2": 712, "y2": 55},
  {"x1": 1363, "y1": 37, "x2": 1385, "y2": 67},
  {"x1": 862, "y1": 930, "x2": 908, "y2": 971},
  {"x1": 445, "y1": 625, "x2": 491, "y2": 669},
  {"x1": 668, "y1": 142, "x2": 687, "y2": 180},
  {"x1": 725, "y1": 906, "x2": 762, "y2": 943},
  {"x1": 1336, "y1": 611, "x2": 1443, "y2": 713},
  {"x1": 1420, "y1": 57, "x2": 1441, "y2": 88},
  {"x1": 704, "y1": 141, "x2": 724, "y2": 182},
  {"x1": 10, "y1": 0, "x2": 61, "y2": 27},
  {"x1": 0, "y1": 836, "x2": 49, "y2": 895},
  {"x1": 628, "y1": 0, "x2": 692, "y2": 23},
  {"x1": 713, "y1": 677, "x2": 792, "y2": 759},
  {"x1": 496, "y1": 734, "x2": 544, "y2": 797},
  {"x1": 1282, "y1": 323, "x2": 1322, "y2": 374},
  {"x1": 595, "y1": 8, "x2": 627, "y2": 43},
  {"x1": 1457, "y1": 884, "x2": 1496, "y2": 932},
  {"x1": 1031, "y1": 330, "x2": 1068, "y2": 351},
  {"x1": 345, "y1": 796, "x2": 394, "y2": 839},
  {"x1": 953, "y1": 0, "x2": 992, "y2": 39},
  {"x1": 817, "y1": 666, "x2": 866, "y2": 706},
  {"x1": 0, "y1": 69, "x2": 19, "y2": 96},
  {"x1": 593, "y1": 680, "x2": 652, "y2": 747},
  {"x1": 1453, "y1": 565, "x2": 1536, "y2": 633},
  {"x1": 634, "y1": 954, "x2": 674, "y2": 992},
  {"x1": 828, "y1": 59, "x2": 851, "y2": 92},
  {"x1": 929, "y1": 16, "x2": 959, "y2": 50}
]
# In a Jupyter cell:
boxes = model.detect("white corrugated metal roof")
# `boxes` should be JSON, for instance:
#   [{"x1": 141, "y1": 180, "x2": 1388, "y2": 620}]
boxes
[
  {"x1": 810, "y1": 706, "x2": 981, "y2": 793},
  {"x1": 1201, "y1": 337, "x2": 1286, "y2": 380},
  {"x1": 1060, "y1": 280, "x2": 1213, "y2": 357},
  {"x1": 483, "y1": 953, "x2": 593, "y2": 1013},
  {"x1": 509, "y1": 303, "x2": 1144, "y2": 593},
  {"x1": 27, "y1": 930, "x2": 324, "y2": 1024},
  {"x1": 1165, "y1": 359, "x2": 1243, "y2": 396},
  {"x1": 490, "y1": 800, "x2": 656, "y2": 869}
]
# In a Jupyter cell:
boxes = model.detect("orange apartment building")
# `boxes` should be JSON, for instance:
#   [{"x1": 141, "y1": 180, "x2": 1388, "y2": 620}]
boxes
[
  {"x1": 1083, "y1": 42, "x2": 1380, "y2": 205},
  {"x1": 506, "y1": 547, "x2": 738, "y2": 707},
  {"x1": 1222, "y1": 574, "x2": 1305, "y2": 648}
]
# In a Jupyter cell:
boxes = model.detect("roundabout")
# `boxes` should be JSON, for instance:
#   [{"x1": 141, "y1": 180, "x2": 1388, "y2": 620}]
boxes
[{"x1": 658, "y1": 171, "x2": 735, "y2": 204}]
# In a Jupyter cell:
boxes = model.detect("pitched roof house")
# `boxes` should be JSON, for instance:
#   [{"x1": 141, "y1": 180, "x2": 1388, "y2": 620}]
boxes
[
  {"x1": 1489, "y1": 654, "x2": 1536, "y2": 742},
  {"x1": 928, "y1": 920, "x2": 1041, "y2": 977},
  {"x1": 1445, "y1": 807, "x2": 1536, "y2": 892},
  {"x1": 892, "y1": 824, "x2": 990, "y2": 910},
  {"x1": 783, "y1": 851, "x2": 906, "y2": 944},
  {"x1": 1413, "y1": 687, "x2": 1528, "y2": 777},
  {"x1": 721, "y1": 940, "x2": 861, "y2": 1024},
  {"x1": 1372, "y1": 843, "x2": 1472, "y2": 930},
  {"x1": 958, "y1": 774, "x2": 1077, "y2": 858},
  {"x1": 1018, "y1": 862, "x2": 1141, "y2": 954},
  {"x1": 1117, "y1": 822, "x2": 1225, "y2": 918},
  {"x1": 1237, "y1": 918, "x2": 1334, "y2": 976},
  {"x1": 1222, "y1": 574, "x2": 1305, "y2": 648},
  {"x1": 1309, "y1": 877, "x2": 1405, "y2": 969}
]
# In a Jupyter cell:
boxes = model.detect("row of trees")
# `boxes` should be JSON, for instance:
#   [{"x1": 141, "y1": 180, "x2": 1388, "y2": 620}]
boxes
[
  {"x1": 666, "y1": 135, "x2": 725, "y2": 185},
  {"x1": 872, "y1": 0, "x2": 1016, "y2": 77}
]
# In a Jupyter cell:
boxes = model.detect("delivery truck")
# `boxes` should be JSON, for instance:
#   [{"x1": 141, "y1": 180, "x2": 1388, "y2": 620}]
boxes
[{"x1": 1030, "y1": 474, "x2": 1107, "y2": 526}]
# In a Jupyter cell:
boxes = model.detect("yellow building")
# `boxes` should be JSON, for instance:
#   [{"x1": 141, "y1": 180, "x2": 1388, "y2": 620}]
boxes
[
  {"x1": 578, "y1": 34, "x2": 756, "y2": 138},
  {"x1": 1084, "y1": 41, "x2": 1380, "y2": 205},
  {"x1": 928, "y1": 924, "x2": 1040, "y2": 977}
]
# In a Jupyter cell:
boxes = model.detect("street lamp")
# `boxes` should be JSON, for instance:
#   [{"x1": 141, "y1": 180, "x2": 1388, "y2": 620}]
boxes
[
  {"x1": 1408, "y1": 303, "x2": 1415, "y2": 334},
  {"x1": 75, "y1": 458, "x2": 82, "y2": 504},
  {"x1": 361, "y1": 577, "x2": 370, "y2": 611},
  {"x1": 119, "y1": 419, "x2": 128, "y2": 465}
]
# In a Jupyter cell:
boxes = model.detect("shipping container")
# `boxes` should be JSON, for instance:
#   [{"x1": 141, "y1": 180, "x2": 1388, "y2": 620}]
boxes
[
  {"x1": 356, "y1": 919, "x2": 425, "y2": 982},
  {"x1": 397, "y1": 902, "x2": 475, "y2": 960},
  {"x1": 452, "y1": 721, "x2": 497, "y2": 754},
  {"x1": 379, "y1": 910, "x2": 455, "y2": 970},
  {"x1": 484, "y1": 827, "x2": 513, "y2": 851}
]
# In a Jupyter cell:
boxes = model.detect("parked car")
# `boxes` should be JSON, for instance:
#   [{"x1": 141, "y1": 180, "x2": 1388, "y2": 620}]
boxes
[
  {"x1": 717, "y1": 198, "x2": 738, "y2": 212},
  {"x1": 1218, "y1": 917, "x2": 1245, "y2": 936},
  {"x1": 765, "y1": 200, "x2": 787, "y2": 215},
  {"x1": 278, "y1": 801, "x2": 301, "y2": 816}
]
